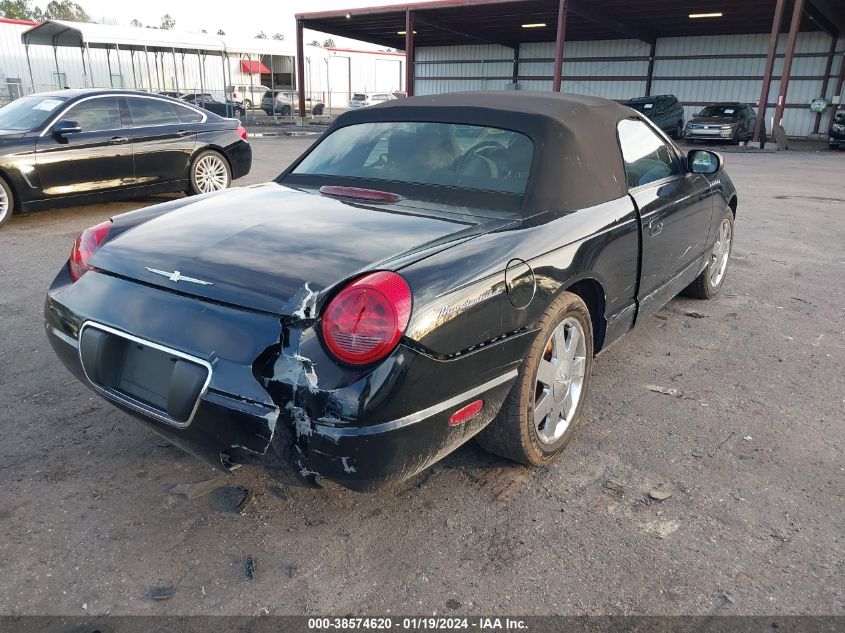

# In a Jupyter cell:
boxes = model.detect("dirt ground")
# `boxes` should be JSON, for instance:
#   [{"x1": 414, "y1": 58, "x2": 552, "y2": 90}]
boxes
[{"x1": 0, "y1": 139, "x2": 842, "y2": 617}]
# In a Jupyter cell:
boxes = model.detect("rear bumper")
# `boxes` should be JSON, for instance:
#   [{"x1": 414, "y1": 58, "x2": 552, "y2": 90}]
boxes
[
  {"x1": 828, "y1": 135, "x2": 845, "y2": 148},
  {"x1": 227, "y1": 141, "x2": 252, "y2": 180},
  {"x1": 45, "y1": 271, "x2": 524, "y2": 490}
]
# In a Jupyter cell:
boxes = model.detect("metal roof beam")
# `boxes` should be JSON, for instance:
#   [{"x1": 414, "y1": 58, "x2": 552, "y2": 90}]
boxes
[
  {"x1": 567, "y1": 0, "x2": 655, "y2": 43},
  {"x1": 414, "y1": 15, "x2": 517, "y2": 49}
]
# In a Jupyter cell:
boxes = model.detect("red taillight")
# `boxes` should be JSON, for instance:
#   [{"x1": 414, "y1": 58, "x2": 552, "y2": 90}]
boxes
[
  {"x1": 237, "y1": 125, "x2": 247, "y2": 140},
  {"x1": 321, "y1": 271, "x2": 412, "y2": 365},
  {"x1": 68, "y1": 220, "x2": 112, "y2": 282}
]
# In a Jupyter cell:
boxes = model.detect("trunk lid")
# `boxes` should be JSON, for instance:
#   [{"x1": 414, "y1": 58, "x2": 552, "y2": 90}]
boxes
[{"x1": 91, "y1": 183, "x2": 510, "y2": 315}]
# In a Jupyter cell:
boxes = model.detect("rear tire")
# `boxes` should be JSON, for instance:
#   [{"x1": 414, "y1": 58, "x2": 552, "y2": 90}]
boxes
[
  {"x1": 281, "y1": 105, "x2": 292, "y2": 117},
  {"x1": 0, "y1": 176, "x2": 14, "y2": 229},
  {"x1": 477, "y1": 291, "x2": 593, "y2": 466},
  {"x1": 682, "y1": 207, "x2": 734, "y2": 299},
  {"x1": 243, "y1": 99, "x2": 253, "y2": 109},
  {"x1": 312, "y1": 103, "x2": 324, "y2": 116},
  {"x1": 187, "y1": 150, "x2": 231, "y2": 195},
  {"x1": 674, "y1": 121, "x2": 683, "y2": 139}
]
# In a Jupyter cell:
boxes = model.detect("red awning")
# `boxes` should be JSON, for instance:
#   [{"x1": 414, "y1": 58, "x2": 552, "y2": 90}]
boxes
[{"x1": 241, "y1": 60, "x2": 270, "y2": 74}]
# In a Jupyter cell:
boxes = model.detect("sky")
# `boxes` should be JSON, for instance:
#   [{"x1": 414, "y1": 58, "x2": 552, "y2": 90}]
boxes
[{"x1": 75, "y1": 0, "x2": 415, "y2": 49}]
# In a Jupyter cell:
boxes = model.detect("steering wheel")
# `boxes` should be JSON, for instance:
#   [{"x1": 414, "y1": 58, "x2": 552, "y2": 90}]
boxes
[{"x1": 455, "y1": 140, "x2": 508, "y2": 179}]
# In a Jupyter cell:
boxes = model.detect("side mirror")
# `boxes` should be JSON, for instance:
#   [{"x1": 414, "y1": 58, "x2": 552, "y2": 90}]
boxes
[
  {"x1": 52, "y1": 120, "x2": 81, "y2": 136},
  {"x1": 688, "y1": 149, "x2": 723, "y2": 174}
]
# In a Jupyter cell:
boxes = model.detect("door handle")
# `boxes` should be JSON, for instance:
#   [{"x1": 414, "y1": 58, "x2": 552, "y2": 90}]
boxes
[
  {"x1": 176, "y1": 129, "x2": 192, "y2": 137},
  {"x1": 108, "y1": 136, "x2": 129, "y2": 144},
  {"x1": 648, "y1": 218, "x2": 663, "y2": 237}
]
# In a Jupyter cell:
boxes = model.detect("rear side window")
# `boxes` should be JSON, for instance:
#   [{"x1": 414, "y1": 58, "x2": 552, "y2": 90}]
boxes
[
  {"x1": 293, "y1": 121, "x2": 534, "y2": 194},
  {"x1": 175, "y1": 104, "x2": 203, "y2": 123},
  {"x1": 65, "y1": 97, "x2": 122, "y2": 132},
  {"x1": 128, "y1": 98, "x2": 181, "y2": 125},
  {"x1": 617, "y1": 118, "x2": 681, "y2": 188}
]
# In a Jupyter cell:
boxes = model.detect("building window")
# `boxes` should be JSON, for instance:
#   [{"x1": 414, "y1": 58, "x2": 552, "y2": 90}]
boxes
[{"x1": 52, "y1": 72, "x2": 67, "y2": 89}]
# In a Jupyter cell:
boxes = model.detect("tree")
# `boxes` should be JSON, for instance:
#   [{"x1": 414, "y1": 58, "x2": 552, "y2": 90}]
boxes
[
  {"x1": 43, "y1": 0, "x2": 90, "y2": 21},
  {"x1": 323, "y1": 38, "x2": 335, "y2": 48},
  {"x1": 129, "y1": 18, "x2": 142, "y2": 27},
  {"x1": 0, "y1": 0, "x2": 34, "y2": 20},
  {"x1": 216, "y1": 28, "x2": 225, "y2": 35},
  {"x1": 254, "y1": 30, "x2": 267, "y2": 39},
  {"x1": 159, "y1": 13, "x2": 174, "y2": 29},
  {"x1": 271, "y1": 32, "x2": 284, "y2": 40}
]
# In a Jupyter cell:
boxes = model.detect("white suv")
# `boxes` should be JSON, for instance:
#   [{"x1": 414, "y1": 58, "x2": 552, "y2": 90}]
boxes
[
  {"x1": 227, "y1": 85, "x2": 268, "y2": 109},
  {"x1": 348, "y1": 93, "x2": 397, "y2": 109}
]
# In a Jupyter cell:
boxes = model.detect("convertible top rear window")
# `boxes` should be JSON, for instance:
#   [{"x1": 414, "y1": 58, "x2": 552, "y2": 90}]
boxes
[{"x1": 292, "y1": 122, "x2": 534, "y2": 195}]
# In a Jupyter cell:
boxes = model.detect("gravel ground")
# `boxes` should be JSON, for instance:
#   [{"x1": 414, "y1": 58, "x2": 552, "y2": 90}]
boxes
[{"x1": 0, "y1": 139, "x2": 842, "y2": 617}]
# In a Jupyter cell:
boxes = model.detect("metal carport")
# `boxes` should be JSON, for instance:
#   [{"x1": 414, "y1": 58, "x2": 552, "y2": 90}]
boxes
[
  {"x1": 296, "y1": 0, "x2": 845, "y2": 143},
  {"x1": 20, "y1": 20, "x2": 239, "y2": 116}
]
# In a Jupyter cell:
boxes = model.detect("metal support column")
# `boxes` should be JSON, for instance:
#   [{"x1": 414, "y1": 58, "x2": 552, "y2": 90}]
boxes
[
  {"x1": 80, "y1": 45, "x2": 89, "y2": 88},
  {"x1": 172, "y1": 48, "x2": 180, "y2": 95},
  {"x1": 813, "y1": 34, "x2": 838, "y2": 134},
  {"x1": 512, "y1": 44, "x2": 520, "y2": 86},
  {"x1": 52, "y1": 41, "x2": 62, "y2": 88},
  {"x1": 106, "y1": 47, "x2": 113, "y2": 87},
  {"x1": 24, "y1": 42, "x2": 35, "y2": 91},
  {"x1": 198, "y1": 50, "x2": 205, "y2": 99},
  {"x1": 773, "y1": 0, "x2": 806, "y2": 131},
  {"x1": 296, "y1": 19, "x2": 306, "y2": 119},
  {"x1": 220, "y1": 51, "x2": 230, "y2": 117},
  {"x1": 754, "y1": 0, "x2": 786, "y2": 143},
  {"x1": 552, "y1": 0, "x2": 568, "y2": 92},
  {"x1": 114, "y1": 43, "x2": 123, "y2": 88},
  {"x1": 130, "y1": 50, "x2": 137, "y2": 89},
  {"x1": 405, "y1": 10, "x2": 415, "y2": 96},
  {"x1": 645, "y1": 40, "x2": 656, "y2": 96},
  {"x1": 144, "y1": 46, "x2": 153, "y2": 92}
]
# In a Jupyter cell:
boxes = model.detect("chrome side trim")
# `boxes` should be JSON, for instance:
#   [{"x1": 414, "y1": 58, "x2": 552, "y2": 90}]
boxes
[
  {"x1": 77, "y1": 321, "x2": 213, "y2": 429},
  {"x1": 315, "y1": 368, "x2": 519, "y2": 437}
]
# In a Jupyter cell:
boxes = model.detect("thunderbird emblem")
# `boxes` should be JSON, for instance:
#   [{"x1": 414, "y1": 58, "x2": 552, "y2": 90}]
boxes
[{"x1": 145, "y1": 267, "x2": 213, "y2": 285}]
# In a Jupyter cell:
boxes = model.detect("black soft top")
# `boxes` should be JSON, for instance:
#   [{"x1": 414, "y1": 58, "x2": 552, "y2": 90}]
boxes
[{"x1": 321, "y1": 91, "x2": 634, "y2": 213}]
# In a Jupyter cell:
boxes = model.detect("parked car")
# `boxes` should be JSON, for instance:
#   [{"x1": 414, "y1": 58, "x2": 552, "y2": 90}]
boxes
[
  {"x1": 261, "y1": 90, "x2": 325, "y2": 116},
  {"x1": 44, "y1": 92, "x2": 736, "y2": 491},
  {"x1": 828, "y1": 108, "x2": 844, "y2": 150},
  {"x1": 181, "y1": 93, "x2": 245, "y2": 118},
  {"x1": 348, "y1": 92, "x2": 397, "y2": 109},
  {"x1": 226, "y1": 84, "x2": 271, "y2": 109},
  {"x1": 625, "y1": 94, "x2": 685, "y2": 138},
  {"x1": 0, "y1": 89, "x2": 251, "y2": 228},
  {"x1": 685, "y1": 103, "x2": 765, "y2": 147},
  {"x1": 158, "y1": 91, "x2": 184, "y2": 99}
]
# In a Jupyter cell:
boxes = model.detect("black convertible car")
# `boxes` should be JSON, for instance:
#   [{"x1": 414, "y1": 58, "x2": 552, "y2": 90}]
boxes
[
  {"x1": 45, "y1": 92, "x2": 737, "y2": 491},
  {"x1": 0, "y1": 89, "x2": 251, "y2": 228}
]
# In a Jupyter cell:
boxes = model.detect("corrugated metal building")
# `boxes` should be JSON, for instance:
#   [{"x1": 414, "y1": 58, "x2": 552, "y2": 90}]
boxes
[
  {"x1": 414, "y1": 32, "x2": 845, "y2": 136},
  {"x1": 0, "y1": 17, "x2": 405, "y2": 109},
  {"x1": 296, "y1": 0, "x2": 845, "y2": 139}
]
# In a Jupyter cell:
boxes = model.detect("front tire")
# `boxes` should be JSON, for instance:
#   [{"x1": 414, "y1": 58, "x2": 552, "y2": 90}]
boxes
[
  {"x1": 312, "y1": 103, "x2": 324, "y2": 116},
  {"x1": 187, "y1": 150, "x2": 231, "y2": 195},
  {"x1": 682, "y1": 208, "x2": 734, "y2": 299},
  {"x1": 0, "y1": 176, "x2": 14, "y2": 229},
  {"x1": 477, "y1": 291, "x2": 593, "y2": 466}
]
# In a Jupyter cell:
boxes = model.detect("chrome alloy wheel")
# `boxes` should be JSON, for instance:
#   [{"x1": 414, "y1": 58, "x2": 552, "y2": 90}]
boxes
[
  {"x1": 533, "y1": 316, "x2": 588, "y2": 444},
  {"x1": 194, "y1": 155, "x2": 229, "y2": 193},
  {"x1": 709, "y1": 217, "x2": 732, "y2": 287},
  {"x1": 0, "y1": 185, "x2": 9, "y2": 224}
]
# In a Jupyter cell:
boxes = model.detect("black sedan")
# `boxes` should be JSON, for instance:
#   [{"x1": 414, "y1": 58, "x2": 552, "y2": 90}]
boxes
[
  {"x1": 0, "y1": 89, "x2": 252, "y2": 228},
  {"x1": 685, "y1": 102, "x2": 765, "y2": 146},
  {"x1": 45, "y1": 92, "x2": 737, "y2": 491},
  {"x1": 180, "y1": 93, "x2": 246, "y2": 119}
]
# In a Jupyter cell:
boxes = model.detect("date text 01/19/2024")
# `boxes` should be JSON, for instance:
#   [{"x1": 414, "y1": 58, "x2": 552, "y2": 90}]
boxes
[{"x1": 306, "y1": 617, "x2": 528, "y2": 630}]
